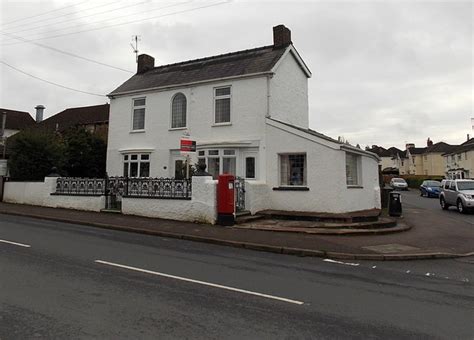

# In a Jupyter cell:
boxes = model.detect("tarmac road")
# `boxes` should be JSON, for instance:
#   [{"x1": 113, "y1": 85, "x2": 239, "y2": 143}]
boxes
[
  {"x1": 1, "y1": 214, "x2": 473, "y2": 339},
  {"x1": 401, "y1": 188, "x2": 474, "y2": 225}
]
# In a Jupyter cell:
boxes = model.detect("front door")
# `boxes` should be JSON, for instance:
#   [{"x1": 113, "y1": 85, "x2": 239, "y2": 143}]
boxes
[{"x1": 171, "y1": 152, "x2": 192, "y2": 179}]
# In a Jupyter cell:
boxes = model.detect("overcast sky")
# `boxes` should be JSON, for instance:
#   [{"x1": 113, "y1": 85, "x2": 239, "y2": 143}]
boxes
[{"x1": 0, "y1": 0, "x2": 472, "y2": 150}]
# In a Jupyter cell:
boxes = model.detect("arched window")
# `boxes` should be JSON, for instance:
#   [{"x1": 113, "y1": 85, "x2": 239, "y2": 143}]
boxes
[{"x1": 171, "y1": 93, "x2": 187, "y2": 128}]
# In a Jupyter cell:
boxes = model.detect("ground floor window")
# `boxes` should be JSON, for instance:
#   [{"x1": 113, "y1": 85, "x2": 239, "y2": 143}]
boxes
[
  {"x1": 198, "y1": 149, "x2": 237, "y2": 179},
  {"x1": 346, "y1": 153, "x2": 360, "y2": 186},
  {"x1": 279, "y1": 153, "x2": 306, "y2": 186},
  {"x1": 245, "y1": 157, "x2": 256, "y2": 179},
  {"x1": 123, "y1": 153, "x2": 150, "y2": 177}
]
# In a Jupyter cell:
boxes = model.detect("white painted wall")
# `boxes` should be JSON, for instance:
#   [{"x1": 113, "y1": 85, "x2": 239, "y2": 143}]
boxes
[
  {"x1": 269, "y1": 51, "x2": 309, "y2": 128},
  {"x1": 121, "y1": 176, "x2": 217, "y2": 224},
  {"x1": 261, "y1": 120, "x2": 381, "y2": 213},
  {"x1": 3, "y1": 177, "x2": 105, "y2": 212},
  {"x1": 107, "y1": 76, "x2": 269, "y2": 178},
  {"x1": 245, "y1": 181, "x2": 271, "y2": 214}
]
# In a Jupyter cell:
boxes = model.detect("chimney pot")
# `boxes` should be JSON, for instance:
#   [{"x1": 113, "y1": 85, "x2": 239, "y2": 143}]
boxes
[
  {"x1": 35, "y1": 105, "x2": 45, "y2": 122},
  {"x1": 137, "y1": 54, "x2": 155, "y2": 74},
  {"x1": 273, "y1": 24, "x2": 292, "y2": 48},
  {"x1": 427, "y1": 138, "x2": 433, "y2": 147}
]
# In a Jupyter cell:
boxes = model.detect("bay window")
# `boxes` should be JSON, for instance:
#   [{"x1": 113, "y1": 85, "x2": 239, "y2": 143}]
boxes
[{"x1": 123, "y1": 154, "x2": 150, "y2": 178}]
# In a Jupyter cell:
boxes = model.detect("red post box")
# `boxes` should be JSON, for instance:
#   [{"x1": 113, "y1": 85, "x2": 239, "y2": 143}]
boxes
[{"x1": 217, "y1": 174, "x2": 235, "y2": 226}]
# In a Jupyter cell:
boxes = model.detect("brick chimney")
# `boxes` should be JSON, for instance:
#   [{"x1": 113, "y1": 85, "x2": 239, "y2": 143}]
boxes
[
  {"x1": 273, "y1": 25, "x2": 292, "y2": 48},
  {"x1": 35, "y1": 105, "x2": 45, "y2": 122},
  {"x1": 427, "y1": 138, "x2": 433, "y2": 147},
  {"x1": 137, "y1": 54, "x2": 155, "y2": 74}
]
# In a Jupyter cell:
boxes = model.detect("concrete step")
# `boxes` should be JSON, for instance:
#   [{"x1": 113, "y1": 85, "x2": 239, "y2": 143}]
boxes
[
  {"x1": 235, "y1": 214, "x2": 266, "y2": 224},
  {"x1": 234, "y1": 219, "x2": 406, "y2": 235},
  {"x1": 100, "y1": 209, "x2": 122, "y2": 214},
  {"x1": 256, "y1": 209, "x2": 380, "y2": 223}
]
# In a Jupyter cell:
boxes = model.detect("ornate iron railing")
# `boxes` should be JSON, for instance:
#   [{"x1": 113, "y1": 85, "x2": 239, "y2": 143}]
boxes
[
  {"x1": 54, "y1": 177, "x2": 105, "y2": 196},
  {"x1": 107, "y1": 176, "x2": 192, "y2": 200},
  {"x1": 235, "y1": 177, "x2": 246, "y2": 212},
  {"x1": 54, "y1": 176, "x2": 192, "y2": 200}
]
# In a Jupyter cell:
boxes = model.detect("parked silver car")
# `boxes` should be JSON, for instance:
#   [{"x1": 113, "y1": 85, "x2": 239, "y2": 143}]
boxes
[
  {"x1": 390, "y1": 178, "x2": 408, "y2": 190},
  {"x1": 439, "y1": 179, "x2": 474, "y2": 213}
]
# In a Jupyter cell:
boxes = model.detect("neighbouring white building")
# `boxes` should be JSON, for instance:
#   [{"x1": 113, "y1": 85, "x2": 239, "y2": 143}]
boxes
[{"x1": 106, "y1": 25, "x2": 380, "y2": 214}]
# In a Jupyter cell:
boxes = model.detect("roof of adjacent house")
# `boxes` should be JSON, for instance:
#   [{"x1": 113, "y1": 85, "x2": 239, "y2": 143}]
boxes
[
  {"x1": 408, "y1": 147, "x2": 426, "y2": 155},
  {"x1": 367, "y1": 145, "x2": 404, "y2": 158},
  {"x1": 425, "y1": 141, "x2": 457, "y2": 154},
  {"x1": 0, "y1": 108, "x2": 36, "y2": 130},
  {"x1": 109, "y1": 45, "x2": 290, "y2": 96},
  {"x1": 38, "y1": 104, "x2": 109, "y2": 132},
  {"x1": 442, "y1": 139, "x2": 474, "y2": 156}
]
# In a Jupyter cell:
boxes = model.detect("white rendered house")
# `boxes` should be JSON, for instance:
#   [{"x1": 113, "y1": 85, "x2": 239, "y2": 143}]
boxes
[{"x1": 106, "y1": 25, "x2": 381, "y2": 214}]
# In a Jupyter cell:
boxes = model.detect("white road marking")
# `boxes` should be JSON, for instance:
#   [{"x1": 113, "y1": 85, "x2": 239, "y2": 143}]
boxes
[
  {"x1": 0, "y1": 239, "x2": 31, "y2": 248},
  {"x1": 323, "y1": 259, "x2": 360, "y2": 266},
  {"x1": 95, "y1": 260, "x2": 304, "y2": 305}
]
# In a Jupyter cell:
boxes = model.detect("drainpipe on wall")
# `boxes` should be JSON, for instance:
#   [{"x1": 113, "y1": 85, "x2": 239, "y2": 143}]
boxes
[{"x1": 266, "y1": 75, "x2": 272, "y2": 118}]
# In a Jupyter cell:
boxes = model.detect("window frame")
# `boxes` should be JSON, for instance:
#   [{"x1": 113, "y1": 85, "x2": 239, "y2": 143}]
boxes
[
  {"x1": 170, "y1": 92, "x2": 187, "y2": 130},
  {"x1": 345, "y1": 152, "x2": 362, "y2": 187},
  {"x1": 278, "y1": 153, "x2": 307, "y2": 187},
  {"x1": 197, "y1": 148, "x2": 237, "y2": 179},
  {"x1": 123, "y1": 153, "x2": 150, "y2": 178},
  {"x1": 213, "y1": 85, "x2": 232, "y2": 126},
  {"x1": 131, "y1": 97, "x2": 146, "y2": 132}
]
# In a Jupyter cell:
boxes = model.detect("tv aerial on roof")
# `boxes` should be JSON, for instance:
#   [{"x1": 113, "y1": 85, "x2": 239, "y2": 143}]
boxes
[{"x1": 130, "y1": 35, "x2": 141, "y2": 63}]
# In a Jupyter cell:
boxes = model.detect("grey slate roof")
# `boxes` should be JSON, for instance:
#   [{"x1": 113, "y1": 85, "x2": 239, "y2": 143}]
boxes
[
  {"x1": 38, "y1": 104, "x2": 109, "y2": 132},
  {"x1": 109, "y1": 45, "x2": 288, "y2": 95},
  {"x1": 425, "y1": 142, "x2": 456, "y2": 154},
  {"x1": 0, "y1": 108, "x2": 35, "y2": 130},
  {"x1": 408, "y1": 147, "x2": 426, "y2": 155}
]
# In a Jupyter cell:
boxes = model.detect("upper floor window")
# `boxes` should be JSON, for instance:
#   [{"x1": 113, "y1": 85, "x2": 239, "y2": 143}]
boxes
[
  {"x1": 171, "y1": 93, "x2": 187, "y2": 129},
  {"x1": 214, "y1": 86, "x2": 231, "y2": 124},
  {"x1": 132, "y1": 98, "x2": 146, "y2": 131}
]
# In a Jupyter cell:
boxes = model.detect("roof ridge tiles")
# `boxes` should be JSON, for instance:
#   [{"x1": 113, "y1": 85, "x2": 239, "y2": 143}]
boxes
[{"x1": 147, "y1": 45, "x2": 277, "y2": 72}]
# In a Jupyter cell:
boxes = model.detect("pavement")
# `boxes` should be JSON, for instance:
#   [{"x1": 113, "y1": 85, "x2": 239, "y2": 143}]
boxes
[
  {"x1": 1, "y1": 214, "x2": 473, "y2": 339},
  {"x1": 0, "y1": 190, "x2": 473, "y2": 260}
]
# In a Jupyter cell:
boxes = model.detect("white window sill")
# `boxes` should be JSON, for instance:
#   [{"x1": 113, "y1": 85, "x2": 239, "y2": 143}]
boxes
[
  {"x1": 212, "y1": 122, "x2": 232, "y2": 127},
  {"x1": 168, "y1": 127, "x2": 187, "y2": 131},
  {"x1": 130, "y1": 129, "x2": 145, "y2": 134}
]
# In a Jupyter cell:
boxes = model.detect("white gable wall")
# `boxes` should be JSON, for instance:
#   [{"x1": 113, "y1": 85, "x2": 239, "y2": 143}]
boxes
[{"x1": 269, "y1": 51, "x2": 309, "y2": 128}]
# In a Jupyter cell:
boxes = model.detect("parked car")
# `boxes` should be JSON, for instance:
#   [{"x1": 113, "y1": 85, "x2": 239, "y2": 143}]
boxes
[
  {"x1": 439, "y1": 179, "x2": 474, "y2": 213},
  {"x1": 419, "y1": 180, "x2": 441, "y2": 197},
  {"x1": 390, "y1": 178, "x2": 408, "y2": 190}
]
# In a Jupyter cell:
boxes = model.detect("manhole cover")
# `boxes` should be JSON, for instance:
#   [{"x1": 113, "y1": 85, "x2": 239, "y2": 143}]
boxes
[{"x1": 362, "y1": 243, "x2": 421, "y2": 254}]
